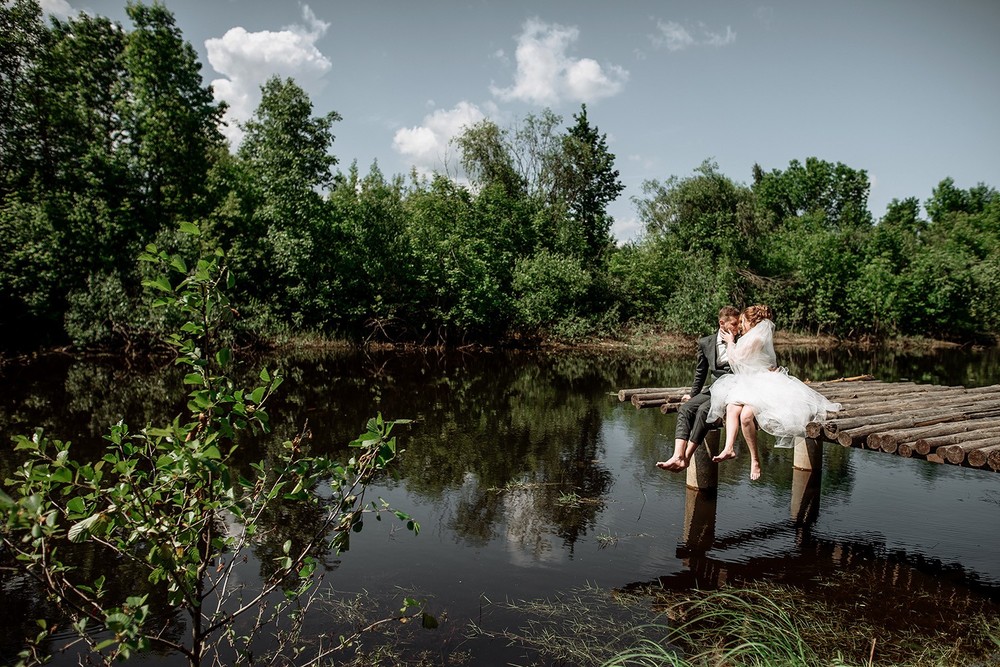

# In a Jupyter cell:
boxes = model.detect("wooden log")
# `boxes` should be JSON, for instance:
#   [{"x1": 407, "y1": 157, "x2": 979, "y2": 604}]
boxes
[
  {"x1": 967, "y1": 443, "x2": 1000, "y2": 468},
  {"x1": 632, "y1": 397, "x2": 669, "y2": 409},
  {"x1": 805, "y1": 421, "x2": 821, "y2": 439},
  {"x1": 618, "y1": 387, "x2": 686, "y2": 401},
  {"x1": 937, "y1": 437, "x2": 1000, "y2": 465},
  {"x1": 660, "y1": 402, "x2": 682, "y2": 415},
  {"x1": 836, "y1": 402, "x2": 1000, "y2": 448},
  {"x1": 989, "y1": 448, "x2": 1000, "y2": 471},
  {"x1": 631, "y1": 392, "x2": 683, "y2": 406},
  {"x1": 837, "y1": 419, "x2": 918, "y2": 447},
  {"x1": 818, "y1": 383, "x2": 958, "y2": 400},
  {"x1": 875, "y1": 419, "x2": 1000, "y2": 455},
  {"x1": 884, "y1": 419, "x2": 1000, "y2": 454},
  {"x1": 967, "y1": 384, "x2": 1000, "y2": 394},
  {"x1": 807, "y1": 375, "x2": 876, "y2": 386},
  {"x1": 823, "y1": 413, "x2": 917, "y2": 442},
  {"x1": 911, "y1": 426, "x2": 1000, "y2": 453},
  {"x1": 806, "y1": 402, "x2": 1000, "y2": 448}
]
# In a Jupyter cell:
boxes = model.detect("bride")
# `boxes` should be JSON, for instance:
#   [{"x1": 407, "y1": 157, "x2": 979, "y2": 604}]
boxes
[{"x1": 707, "y1": 305, "x2": 840, "y2": 480}]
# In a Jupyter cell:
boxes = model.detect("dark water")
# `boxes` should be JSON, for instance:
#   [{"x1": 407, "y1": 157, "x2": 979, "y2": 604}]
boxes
[{"x1": 1, "y1": 344, "x2": 999, "y2": 664}]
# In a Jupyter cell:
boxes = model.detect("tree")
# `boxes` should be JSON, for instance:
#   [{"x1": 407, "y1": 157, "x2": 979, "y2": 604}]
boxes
[
  {"x1": 753, "y1": 157, "x2": 873, "y2": 232},
  {"x1": 453, "y1": 118, "x2": 526, "y2": 199},
  {"x1": 551, "y1": 104, "x2": 625, "y2": 266},
  {"x1": 1, "y1": 229, "x2": 421, "y2": 666},
  {"x1": 238, "y1": 75, "x2": 341, "y2": 214},
  {"x1": 0, "y1": 0, "x2": 45, "y2": 194},
  {"x1": 119, "y1": 1, "x2": 225, "y2": 233},
  {"x1": 234, "y1": 75, "x2": 342, "y2": 328}
]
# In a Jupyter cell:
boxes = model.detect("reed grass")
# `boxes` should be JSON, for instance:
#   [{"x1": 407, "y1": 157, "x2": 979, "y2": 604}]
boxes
[{"x1": 493, "y1": 581, "x2": 1000, "y2": 667}]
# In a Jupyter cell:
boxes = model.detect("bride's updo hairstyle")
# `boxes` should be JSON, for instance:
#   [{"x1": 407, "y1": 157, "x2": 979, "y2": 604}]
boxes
[{"x1": 742, "y1": 304, "x2": 774, "y2": 328}]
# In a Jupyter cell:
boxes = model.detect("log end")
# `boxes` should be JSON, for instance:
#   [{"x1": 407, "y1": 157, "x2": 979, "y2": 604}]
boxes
[
  {"x1": 837, "y1": 432, "x2": 857, "y2": 447},
  {"x1": 967, "y1": 450, "x2": 988, "y2": 467},
  {"x1": 939, "y1": 445, "x2": 966, "y2": 465}
]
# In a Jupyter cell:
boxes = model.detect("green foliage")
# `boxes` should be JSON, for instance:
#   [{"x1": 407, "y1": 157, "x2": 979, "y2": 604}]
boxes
[
  {"x1": 553, "y1": 104, "x2": 625, "y2": 266},
  {"x1": 0, "y1": 1, "x2": 997, "y2": 346},
  {"x1": 512, "y1": 250, "x2": 592, "y2": 332},
  {"x1": 1, "y1": 229, "x2": 420, "y2": 666},
  {"x1": 753, "y1": 156, "x2": 873, "y2": 231}
]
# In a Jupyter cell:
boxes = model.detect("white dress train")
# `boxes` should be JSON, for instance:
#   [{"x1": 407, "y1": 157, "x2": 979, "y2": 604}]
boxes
[{"x1": 706, "y1": 319, "x2": 840, "y2": 448}]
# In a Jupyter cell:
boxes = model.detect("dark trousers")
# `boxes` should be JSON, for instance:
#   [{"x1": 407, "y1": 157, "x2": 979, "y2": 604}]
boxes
[{"x1": 674, "y1": 392, "x2": 716, "y2": 445}]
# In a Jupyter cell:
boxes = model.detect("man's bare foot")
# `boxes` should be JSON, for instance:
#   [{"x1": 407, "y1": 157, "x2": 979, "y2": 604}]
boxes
[
  {"x1": 656, "y1": 456, "x2": 686, "y2": 471},
  {"x1": 750, "y1": 461, "x2": 761, "y2": 481},
  {"x1": 712, "y1": 448, "x2": 737, "y2": 463}
]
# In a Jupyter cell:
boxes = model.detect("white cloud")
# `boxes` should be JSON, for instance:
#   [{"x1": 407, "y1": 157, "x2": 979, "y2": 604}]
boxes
[
  {"x1": 704, "y1": 26, "x2": 736, "y2": 47},
  {"x1": 653, "y1": 21, "x2": 695, "y2": 52},
  {"x1": 39, "y1": 0, "x2": 74, "y2": 18},
  {"x1": 392, "y1": 101, "x2": 486, "y2": 176},
  {"x1": 652, "y1": 20, "x2": 736, "y2": 51},
  {"x1": 206, "y1": 5, "x2": 332, "y2": 146},
  {"x1": 491, "y1": 18, "x2": 628, "y2": 106}
]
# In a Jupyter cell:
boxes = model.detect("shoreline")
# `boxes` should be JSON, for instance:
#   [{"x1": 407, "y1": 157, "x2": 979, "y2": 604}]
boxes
[{"x1": 1, "y1": 330, "x2": 995, "y2": 368}]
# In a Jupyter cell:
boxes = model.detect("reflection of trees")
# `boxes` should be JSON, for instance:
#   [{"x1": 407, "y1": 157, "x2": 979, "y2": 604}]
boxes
[
  {"x1": 0, "y1": 540, "x2": 185, "y2": 661},
  {"x1": 3, "y1": 343, "x2": 999, "y2": 620}
]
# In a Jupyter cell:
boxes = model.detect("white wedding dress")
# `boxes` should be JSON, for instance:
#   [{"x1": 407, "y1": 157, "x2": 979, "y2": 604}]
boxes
[{"x1": 707, "y1": 319, "x2": 840, "y2": 447}]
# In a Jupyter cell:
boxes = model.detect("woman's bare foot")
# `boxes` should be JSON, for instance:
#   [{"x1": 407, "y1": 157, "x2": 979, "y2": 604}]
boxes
[
  {"x1": 656, "y1": 456, "x2": 687, "y2": 471},
  {"x1": 749, "y1": 460, "x2": 761, "y2": 481},
  {"x1": 712, "y1": 448, "x2": 737, "y2": 463}
]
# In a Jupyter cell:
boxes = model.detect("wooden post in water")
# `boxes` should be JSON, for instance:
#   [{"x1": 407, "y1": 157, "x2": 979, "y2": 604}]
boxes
[
  {"x1": 682, "y1": 487, "x2": 718, "y2": 554},
  {"x1": 686, "y1": 430, "x2": 720, "y2": 490},
  {"x1": 790, "y1": 467, "x2": 822, "y2": 526},
  {"x1": 793, "y1": 436, "x2": 823, "y2": 471}
]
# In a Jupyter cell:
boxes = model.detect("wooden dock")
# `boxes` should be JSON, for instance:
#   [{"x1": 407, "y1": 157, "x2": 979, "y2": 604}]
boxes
[{"x1": 617, "y1": 377, "x2": 1000, "y2": 472}]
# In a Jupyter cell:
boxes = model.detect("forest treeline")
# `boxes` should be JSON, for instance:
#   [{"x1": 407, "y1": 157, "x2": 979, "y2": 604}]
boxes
[{"x1": 2, "y1": 1, "x2": 999, "y2": 353}]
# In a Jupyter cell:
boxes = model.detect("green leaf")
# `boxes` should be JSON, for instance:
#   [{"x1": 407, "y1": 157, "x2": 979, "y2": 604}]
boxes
[
  {"x1": 143, "y1": 276, "x2": 173, "y2": 293},
  {"x1": 183, "y1": 373, "x2": 204, "y2": 386},
  {"x1": 259, "y1": 368, "x2": 271, "y2": 383},
  {"x1": 216, "y1": 348, "x2": 231, "y2": 368},
  {"x1": 179, "y1": 221, "x2": 201, "y2": 236},
  {"x1": 68, "y1": 514, "x2": 102, "y2": 543},
  {"x1": 170, "y1": 255, "x2": 188, "y2": 274},
  {"x1": 66, "y1": 497, "x2": 87, "y2": 515}
]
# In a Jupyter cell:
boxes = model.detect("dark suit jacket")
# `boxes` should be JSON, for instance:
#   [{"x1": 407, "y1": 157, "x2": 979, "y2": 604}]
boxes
[{"x1": 690, "y1": 331, "x2": 732, "y2": 396}]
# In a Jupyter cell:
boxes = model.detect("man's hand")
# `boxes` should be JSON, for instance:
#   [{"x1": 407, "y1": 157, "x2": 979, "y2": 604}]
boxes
[{"x1": 681, "y1": 394, "x2": 691, "y2": 402}]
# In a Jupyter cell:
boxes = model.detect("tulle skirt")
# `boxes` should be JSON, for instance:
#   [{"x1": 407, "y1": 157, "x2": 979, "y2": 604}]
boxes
[{"x1": 707, "y1": 368, "x2": 841, "y2": 448}]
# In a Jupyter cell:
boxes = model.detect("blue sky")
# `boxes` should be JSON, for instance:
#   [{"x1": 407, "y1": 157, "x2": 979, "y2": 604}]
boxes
[{"x1": 41, "y1": 0, "x2": 1000, "y2": 242}]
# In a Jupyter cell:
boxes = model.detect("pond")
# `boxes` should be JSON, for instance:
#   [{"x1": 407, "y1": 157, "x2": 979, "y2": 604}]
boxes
[{"x1": 1, "y1": 343, "x2": 999, "y2": 664}]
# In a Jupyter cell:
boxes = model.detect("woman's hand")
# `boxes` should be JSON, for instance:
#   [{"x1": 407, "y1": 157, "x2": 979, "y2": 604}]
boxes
[{"x1": 721, "y1": 329, "x2": 735, "y2": 346}]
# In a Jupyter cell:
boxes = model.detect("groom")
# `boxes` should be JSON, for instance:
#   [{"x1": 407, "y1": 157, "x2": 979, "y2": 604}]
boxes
[{"x1": 657, "y1": 306, "x2": 752, "y2": 470}]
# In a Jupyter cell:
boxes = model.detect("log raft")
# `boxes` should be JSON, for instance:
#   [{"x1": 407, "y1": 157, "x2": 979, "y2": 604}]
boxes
[{"x1": 616, "y1": 378, "x2": 1000, "y2": 472}]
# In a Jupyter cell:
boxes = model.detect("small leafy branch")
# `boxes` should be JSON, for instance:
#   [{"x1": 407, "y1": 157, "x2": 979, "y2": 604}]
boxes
[{"x1": 1, "y1": 224, "x2": 421, "y2": 666}]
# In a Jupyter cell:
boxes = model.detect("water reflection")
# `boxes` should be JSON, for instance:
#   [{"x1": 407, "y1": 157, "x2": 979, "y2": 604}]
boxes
[{"x1": 1, "y1": 343, "x2": 999, "y2": 663}]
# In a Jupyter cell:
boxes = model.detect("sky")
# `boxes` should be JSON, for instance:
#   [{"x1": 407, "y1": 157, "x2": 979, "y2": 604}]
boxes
[{"x1": 39, "y1": 0, "x2": 1000, "y2": 243}]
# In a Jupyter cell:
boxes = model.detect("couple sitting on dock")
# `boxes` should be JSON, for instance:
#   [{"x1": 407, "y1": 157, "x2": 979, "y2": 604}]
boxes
[{"x1": 657, "y1": 305, "x2": 841, "y2": 480}]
